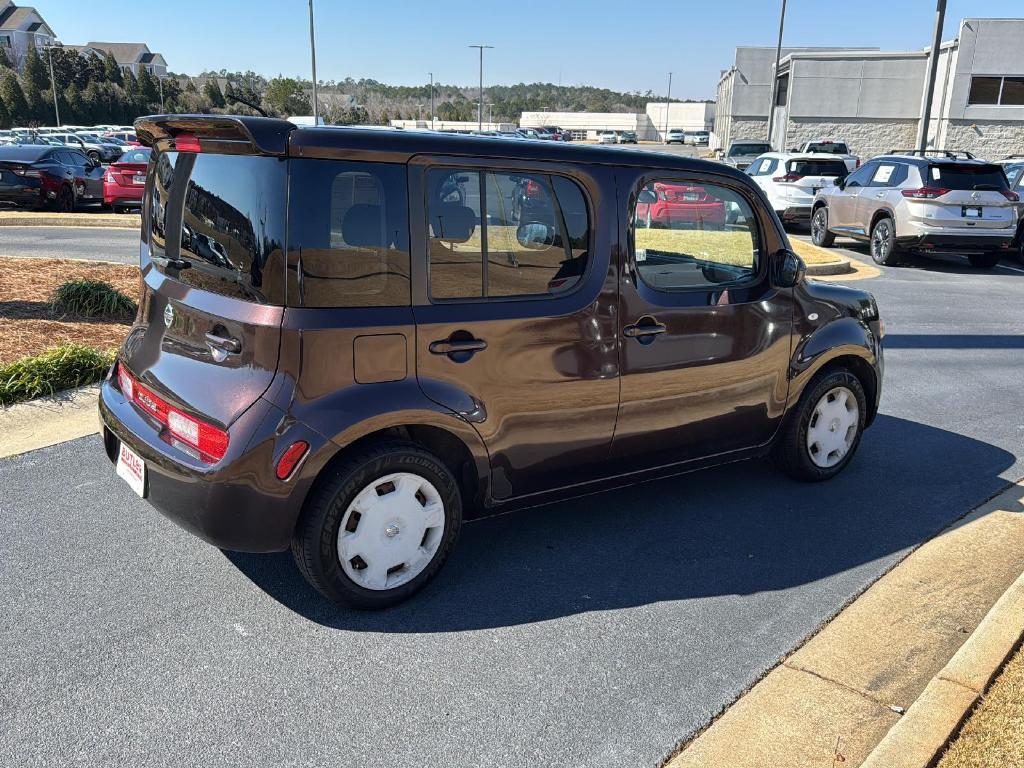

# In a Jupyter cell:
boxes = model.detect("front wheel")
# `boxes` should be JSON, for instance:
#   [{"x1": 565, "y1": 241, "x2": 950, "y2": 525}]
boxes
[
  {"x1": 869, "y1": 216, "x2": 898, "y2": 266},
  {"x1": 967, "y1": 253, "x2": 1000, "y2": 269},
  {"x1": 810, "y1": 207, "x2": 835, "y2": 247},
  {"x1": 291, "y1": 440, "x2": 462, "y2": 609},
  {"x1": 773, "y1": 369, "x2": 867, "y2": 482}
]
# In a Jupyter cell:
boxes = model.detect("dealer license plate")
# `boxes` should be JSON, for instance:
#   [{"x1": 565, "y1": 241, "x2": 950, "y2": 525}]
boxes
[
  {"x1": 962, "y1": 206, "x2": 982, "y2": 218},
  {"x1": 116, "y1": 442, "x2": 146, "y2": 497}
]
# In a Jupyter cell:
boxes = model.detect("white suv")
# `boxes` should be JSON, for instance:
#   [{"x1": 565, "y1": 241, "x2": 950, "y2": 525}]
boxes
[{"x1": 747, "y1": 152, "x2": 850, "y2": 226}]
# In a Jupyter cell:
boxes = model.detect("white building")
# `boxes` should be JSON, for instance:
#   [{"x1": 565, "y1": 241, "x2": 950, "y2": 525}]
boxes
[
  {"x1": 520, "y1": 102, "x2": 714, "y2": 141},
  {"x1": 388, "y1": 120, "x2": 518, "y2": 133},
  {"x1": 717, "y1": 18, "x2": 1024, "y2": 160},
  {"x1": 0, "y1": 0, "x2": 55, "y2": 69}
]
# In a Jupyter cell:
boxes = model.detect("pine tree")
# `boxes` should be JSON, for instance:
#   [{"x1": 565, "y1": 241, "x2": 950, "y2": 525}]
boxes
[
  {"x1": 0, "y1": 95, "x2": 10, "y2": 129},
  {"x1": 63, "y1": 83, "x2": 84, "y2": 124},
  {"x1": 0, "y1": 46, "x2": 12, "y2": 71},
  {"x1": 203, "y1": 80, "x2": 225, "y2": 108},
  {"x1": 137, "y1": 67, "x2": 159, "y2": 107},
  {"x1": 82, "y1": 82, "x2": 103, "y2": 124},
  {"x1": 102, "y1": 52, "x2": 123, "y2": 87},
  {"x1": 0, "y1": 70, "x2": 29, "y2": 125},
  {"x1": 22, "y1": 46, "x2": 49, "y2": 93}
]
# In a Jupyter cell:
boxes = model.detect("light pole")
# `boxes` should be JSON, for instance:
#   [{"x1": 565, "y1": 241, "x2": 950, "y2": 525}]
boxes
[
  {"x1": 486, "y1": 102, "x2": 493, "y2": 126},
  {"x1": 417, "y1": 103, "x2": 424, "y2": 121},
  {"x1": 917, "y1": 0, "x2": 947, "y2": 152},
  {"x1": 429, "y1": 72, "x2": 435, "y2": 130},
  {"x1": 31, "y1": 34, "x2": 60, "y2": 126},
  {"x1": 158, "y1": 74, "x2": 164, "y2": 112},
  {"x1": 308, "y1": 0, "x2": 319, "y2": 122},
  {"x1": 468, "y1": 44, "x2": 493, "y2": 131},
  {"x1": 766, "y1": 0, "x2": 788, "y2": 145},
  {"x1": 663, "y1": 72, "x2": 672, "y2": 141}
]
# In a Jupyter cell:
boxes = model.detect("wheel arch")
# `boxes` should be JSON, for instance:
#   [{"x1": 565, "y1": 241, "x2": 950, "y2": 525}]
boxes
[{"x1": 869, "y1": 207, "x2": 896, "y2": 233}]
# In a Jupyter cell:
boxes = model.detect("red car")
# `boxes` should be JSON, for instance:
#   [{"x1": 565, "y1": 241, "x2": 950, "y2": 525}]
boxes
[
  {"x1": 636, "y1": 182, "x2": 726, "y2": 228},
  {"x1": 102, "y1": 131, "x2": 142, "y2": 146},
  {"x1": 103, "y1": 147, "x2": 151, "y2": 211}
]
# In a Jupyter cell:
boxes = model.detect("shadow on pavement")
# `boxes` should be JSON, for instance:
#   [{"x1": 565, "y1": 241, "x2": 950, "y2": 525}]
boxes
[{"x1": 224, "y1": 414, "x2": 1015, "y2": 632}]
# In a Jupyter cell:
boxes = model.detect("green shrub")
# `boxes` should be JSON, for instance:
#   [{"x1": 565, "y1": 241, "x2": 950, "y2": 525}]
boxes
[
  {"x1": 0, "y1": 344, "x2": 115, "y2": 406},
  {"x1": 51, "y1": 279, "x2": 137, "y2": 320}
]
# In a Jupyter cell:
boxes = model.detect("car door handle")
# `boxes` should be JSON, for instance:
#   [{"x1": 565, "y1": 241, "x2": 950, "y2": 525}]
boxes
[
  {"x1": 623, "y1": 318, "x2": 668, "y2": 338},
  {"x1": 204, "y1": 332, "x2": 241, "y2": 353},
  {"x1": 429, "y1": 338, "x2": 488, "y2": 355},
  {"x1": 875, "y1": 192, "x2": 885, "y2": 198}
]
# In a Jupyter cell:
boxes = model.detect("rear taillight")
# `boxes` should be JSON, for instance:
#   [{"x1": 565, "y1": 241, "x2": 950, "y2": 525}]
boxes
[
  {"x1": 276, "y1": 441, "x2": 310, "y2": 481},
  {"x1": 524, "y1": 179, "x2": 542, "y2": 196},
  {"x1": 105, "y1": 171, "x2": 116, "y2": 183},
  {"x1": 1000, "y1": 189, "x2": 1019, "y2": 202},
  {"x1": 772, "y1": 173, "x2": 804, "y2": 183},
  {"x1": 11, "y1": 168, "x2": 42, "y2": 178},
  {"x1": 116, "y1": 362, "x2": 229, "y2": 462},
  {"x1": 173, "y1": 132, "x2": 202, "y2": 153},
  {"x1": 901, "y1": 187, "x2": 950, "y2": 200}
]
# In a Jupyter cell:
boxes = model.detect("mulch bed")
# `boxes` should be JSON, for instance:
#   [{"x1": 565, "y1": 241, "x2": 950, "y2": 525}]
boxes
[{"x1": 0, "y1": 256, "x2": 140, "y2": 364}]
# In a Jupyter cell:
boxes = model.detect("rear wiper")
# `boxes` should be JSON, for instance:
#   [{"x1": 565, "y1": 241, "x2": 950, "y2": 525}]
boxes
[{"x1": 972, "y1": 184, "x2": 1001, "y2": 191}]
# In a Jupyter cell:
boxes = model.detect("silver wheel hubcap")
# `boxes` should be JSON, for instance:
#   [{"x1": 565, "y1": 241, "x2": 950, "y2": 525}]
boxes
[
  {"x1": 812, "y1": 210, "x2": 826, "y2": 242},
  {"x1": 806, "y1": 386, "x2": 859, "y2": 468},
  {"x1": 872, "y1": 222, "x2": 891, "y2": 261},
  {"x1": 337, "y1": 472, "x2": 446, "y2": 591}
]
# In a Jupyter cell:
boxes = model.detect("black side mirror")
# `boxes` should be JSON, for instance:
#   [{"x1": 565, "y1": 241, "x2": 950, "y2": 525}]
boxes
[{"x1": 773, "y1": 248, "x2": 805, "y2": 288}]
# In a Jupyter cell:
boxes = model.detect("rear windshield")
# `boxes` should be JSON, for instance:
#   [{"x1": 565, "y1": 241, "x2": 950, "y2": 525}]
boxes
[
  {"x1": 787, "y1": 159, "x2": 848, "y2": 177},
  {"x1": 804, "y1": 142, "x2": 849, "y2": 154},
  {"x1": 730, "y1": 143, "x2": 770, "y2": 156},
  {"x1": 928, "y1": 163, "x2": 1009, "y2": 190},
  {"x1": 147, "y1": 151, "x2": 288, "y2": 304}
]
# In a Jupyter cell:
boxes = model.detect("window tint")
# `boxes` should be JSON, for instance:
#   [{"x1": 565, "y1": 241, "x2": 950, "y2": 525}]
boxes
[
  {"x1": 730, "y1": 143, "x2": 771, "y2": 156},
  {"x1": 968, "y1": 76, "x2": 1024, "y2": 105},
  {"x1": 804, "y1": 142, "x2": 850, "y2": 154},
  {"x1": 843, "y1": 163, "x2": 875, "y2": 188},
  {"x1": 869, "y1": 163, "x2": 908, "y2": 187},
  {"x1": 286, "y1": 159, "x2": 409, "y2": 307},
  {"x1": 633, "y1": 180, "x2": 760, "y2": 291},
  {"x1": 788, "y1": 159, "x2": 847, "y2": 177},
  {"x1": 1004, "y1": 163, "x2": 1024, "y2": 188},
  {"x1": 426, "y1": 168, "x2": 589, "y2": 300},
  {"x1": 928, "y1": 164, "x2": 1009, "y2": 191}
]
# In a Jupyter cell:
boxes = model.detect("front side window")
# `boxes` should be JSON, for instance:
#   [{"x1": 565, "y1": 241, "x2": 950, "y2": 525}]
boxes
[
  {"x1": 287, "y1": 159, "x2": 410, "y2": 307},
  {"x1": 426, "y1": 168, "x2": 589, "y2": 301},
  {"x1": 633, "y1": 180, "x2": 760, "y2": 291}
]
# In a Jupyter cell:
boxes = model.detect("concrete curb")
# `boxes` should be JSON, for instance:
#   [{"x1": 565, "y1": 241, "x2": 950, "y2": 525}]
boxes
[
  {"x1": 860, "y1": 571, "x2": 1024, "y2": 768},
  {"x1": 804, "y1": 257, "x2": 854, "y2": 276},
  {"x1": 0, "y1": 383, "x2": 101, "y2": 460},
  {"x1": 0, "y1": 212, "x2": 139, "y2": 229}
]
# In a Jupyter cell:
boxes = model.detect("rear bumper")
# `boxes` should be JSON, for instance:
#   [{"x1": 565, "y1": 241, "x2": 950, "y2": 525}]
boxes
[
  {"x1": 778, "y1": 206, "x2": 812, "y2": 223},
  {"x1": 0, "y1": 187, "x2": 44, "y2": 207},
  {"x1": 103, "y1": 184, "x2": 143, "y2": 206},
  {"x1": 99, "y1": 378, "x2": 328, "y2": 552},
  {"x1": 897, "y1": 232, "x2": 1015, "y2": 254}
]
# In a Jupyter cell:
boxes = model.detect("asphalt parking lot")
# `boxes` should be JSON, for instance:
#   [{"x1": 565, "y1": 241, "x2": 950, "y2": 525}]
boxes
[
  {"x1": 0, "y1": 225, "x2": 139, "y2": 263},
  {"x1": 2, "y1": 233, "x2": 1023, "y2": 767}
]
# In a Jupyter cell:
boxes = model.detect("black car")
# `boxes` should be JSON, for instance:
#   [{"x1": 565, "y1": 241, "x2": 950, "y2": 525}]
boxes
[
  {"x1": 100, "y1": 114, "x2": 883, "y2": 610},
  {"x1": 0, "y1": 144, "x2": 105, "y2": 211}
]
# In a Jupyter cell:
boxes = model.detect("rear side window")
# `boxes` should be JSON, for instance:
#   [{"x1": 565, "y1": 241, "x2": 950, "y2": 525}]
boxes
[
  {"x1": 426, "y1": 168, "x2": 590, "y2": 301},
  {"x1": 928, "y1": 164, "x2": 1009, "y2": 191},
  {"x1": 147, "y1": 150, "x2": 287, "y2": 304},
  {"x1": 788, "y1": 159, "x2": 847, "y2": 177},
  {"x1": 804, "y1": 142, "x2": 849, "y2": 154},
  {"x1": 287, "y1": 159, "x2": 410, "y2": 307},
  {"x1": 869, "y1": 163, "x2": 908, "y2": 187}
]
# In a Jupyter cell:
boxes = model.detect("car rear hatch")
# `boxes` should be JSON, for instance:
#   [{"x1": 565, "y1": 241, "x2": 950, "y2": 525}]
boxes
[
  {"x1": 904, "y1": 163, "x2": 1017, "y2": 231},
  {"x1": 117, "y1": 116, "x2": 295, "y2": 459},
  {"x1": 775, "y1": 157, "x2": 848, "y2": 204}
]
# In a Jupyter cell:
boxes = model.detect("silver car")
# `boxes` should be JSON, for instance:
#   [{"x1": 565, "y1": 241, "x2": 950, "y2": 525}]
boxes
[{"x1": 810, "y1": 151, "x2": 1018, "y2": 268}]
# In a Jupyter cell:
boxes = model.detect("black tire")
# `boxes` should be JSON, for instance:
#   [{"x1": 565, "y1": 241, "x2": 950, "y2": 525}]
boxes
[
  {"x1": 869, "y1": 216, "x2": 898, "y2": 266},
  {"x1": 291, "y1": 439, "x2": 462, "y2": 609},
  {"x1": 53, "y1": 185, "x2": 75, "y2": 213},
  {"x1": 772, "y1": 369, "x2": 868, "y2": 482},
  {"x1": 87, "y1": 150, "x2": 100, "y2": 162},
  {"x1": 810, "y1": 206, "x2": 835, "y2": 247},
  {"x1": 1018, "y1": 241, "x2": 1024, "y2": 266},
  {"x1": 967, "y1": 253, "x2": 1000, "y2": 269}
]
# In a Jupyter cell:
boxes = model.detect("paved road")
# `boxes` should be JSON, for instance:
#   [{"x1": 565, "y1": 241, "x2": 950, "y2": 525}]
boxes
[
  {"x1": 2, "y1": 247, "x2": 1024, "y2": 767},
  {"x1": 0, "y1": 226, "x2": 138, "y2": 264}
]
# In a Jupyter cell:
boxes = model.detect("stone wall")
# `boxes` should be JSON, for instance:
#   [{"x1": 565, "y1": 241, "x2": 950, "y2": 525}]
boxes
[
  {"x1": 728, "y1": 119, "x2": 769, "y2": 145},
  {"x1": 942, "y1": 121, "x2": 1024, "y2": 159},
  {"x1": 783, "y1": 118, "x2": 918, "y2": 160}
]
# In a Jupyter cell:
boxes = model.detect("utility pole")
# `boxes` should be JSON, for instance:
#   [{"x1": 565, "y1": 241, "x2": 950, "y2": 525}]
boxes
[
  {"x1": 917, "y1": 0, "x2": 947, "y2": 152},
  {"x1": 44, "y1": 42, "x2": 60, "y2": 126},
  {"x1": 308, "y1": 0, "x2": 319, "y2": 123},
  {"x1": 429, "y1": 72, "x2": 435, "y2": 130},
  {"x1": 469, "y1": 44, "x2": 493, "y2": 131},
  {"x1": 486, "y1": 102, "x2": 493, "y2": 126},
  {"x1": 158, "y1": 75, "x2": 164, "y2": 112},
  {"x1": 766, "y1": 0, "x2": 788, "y2": 146},
  {"x1": 663, "y1": 72, "x2": 672, "y2": 141}
]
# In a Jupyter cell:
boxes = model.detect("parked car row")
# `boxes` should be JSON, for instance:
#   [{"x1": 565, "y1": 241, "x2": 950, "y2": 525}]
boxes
[
  {"x1": 469, "y1": 126, "x2": 572, "y2": 142},
  {"x1": 666, "y1": 129, "x2": 709, "y2": 145},
  {"x1": 0, "y1": 125, "x2": 141, "y2": 163}
]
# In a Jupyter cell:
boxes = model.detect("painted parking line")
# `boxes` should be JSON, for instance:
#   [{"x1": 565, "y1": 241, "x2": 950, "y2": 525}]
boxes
[{"x1": 996, "y1": 263, "x2": 1024, "y2": 275}]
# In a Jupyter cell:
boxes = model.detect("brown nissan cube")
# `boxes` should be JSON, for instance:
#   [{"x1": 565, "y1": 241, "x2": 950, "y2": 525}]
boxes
[{"x1": 99, "y1": 115, "x2": 884, "y2": 609}]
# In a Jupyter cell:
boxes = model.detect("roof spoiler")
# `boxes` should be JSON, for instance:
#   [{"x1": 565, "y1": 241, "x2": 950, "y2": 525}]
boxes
[
  {"x1": 886, "y1": 148, "x2": 976, "y2": 160},
  {"x1": 134, "y1": 114, "x2": 297, "y2": 156}
]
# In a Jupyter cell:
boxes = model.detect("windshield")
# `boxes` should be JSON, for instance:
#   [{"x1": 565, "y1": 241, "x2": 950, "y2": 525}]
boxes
[
  {"x1": 730, "y1": 143, "x2": 770, "y2": 156},
  {"x1": 928, "y1": 164, "x2": 1009, "y2": 191},
  {"x1": 805, "y1": 142, "x2": 849, "y2": 154},
  {"x1": 787, "y1": 159, "x2": 848, "y2": 177}
]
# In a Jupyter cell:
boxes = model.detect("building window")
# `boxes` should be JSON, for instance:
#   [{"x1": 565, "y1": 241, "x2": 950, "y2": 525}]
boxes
[
  {"x1": 774, "y1": 74, "x2": 788, "y2": 107},
  {"x1": 0, "y1": 35, "x2": 11, "y2": 48},
  {"x1": 968, "y1": 76, "x2": 1024, "y2": 106}
]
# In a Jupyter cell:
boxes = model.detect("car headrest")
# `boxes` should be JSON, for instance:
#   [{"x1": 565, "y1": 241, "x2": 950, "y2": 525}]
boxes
[
  {"x1": 430, "y1": 204, "x2": 476, "y2": 243},
  {"x1": 341, "y1": 204, "x2": 384, "y2": 248}
]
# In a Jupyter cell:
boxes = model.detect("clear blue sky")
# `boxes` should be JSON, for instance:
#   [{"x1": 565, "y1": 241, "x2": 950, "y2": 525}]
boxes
[{"x1": 41, "y1": 0, "x2": 1024, "y2": 98}]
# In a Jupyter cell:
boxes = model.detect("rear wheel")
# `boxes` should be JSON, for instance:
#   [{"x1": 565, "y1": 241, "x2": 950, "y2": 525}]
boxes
[
  {"x1": 773, "y1": 369, "x2": 867, "y2": 482},
  {"x1": 967, "y1": 253, "x2": 1000, "y2": 269},
  {"x1": 291, "y1": 440, "x2": 462, "y2": 609},
  {"x1": 87, "y1": 150, "x2": 100, "y2": 162},
  {"x1": 810, "y1": 207, "x2": 835, "y2": 247},
  {"x1": 869, "y1": 216, "x2": 898, "y2": 266},
  {"x1": 53, "y1": 185, "x2": 75, "y2": 213}
]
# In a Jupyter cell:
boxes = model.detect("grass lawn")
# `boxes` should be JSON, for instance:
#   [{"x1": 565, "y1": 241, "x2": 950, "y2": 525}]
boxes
[
  {"x1": 936, "y1": 648, "x2": 1024, "y2": 768},
  {"x1": 0, "y1": 256, "x2": 139, "y2": 365}
]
